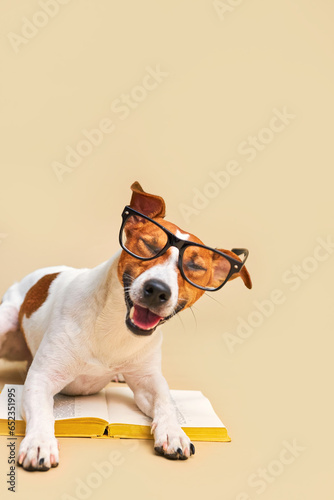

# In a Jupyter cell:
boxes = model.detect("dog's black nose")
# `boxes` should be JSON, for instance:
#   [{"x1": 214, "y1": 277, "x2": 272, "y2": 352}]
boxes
[{"x1": 143, "y1": 279, "x2": 171, "y2": 308}]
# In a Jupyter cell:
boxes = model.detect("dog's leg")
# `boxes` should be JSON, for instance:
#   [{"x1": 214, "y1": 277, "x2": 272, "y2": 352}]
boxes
[
  {"x1": 124, "y1": 368, "x2": 195, "y2": 460},
  {"x1": 0, "y1": 302, "x2": 19, "y2": 334},
  {"x1": 0, "y1": 302, "x2": 19, "y2": 351},
  {"x1": 0, "y1": 302, "x2": 31, "y2": 362},
  {"x1": 17, "y1": 349, "x2": 75, "y2": 471}
]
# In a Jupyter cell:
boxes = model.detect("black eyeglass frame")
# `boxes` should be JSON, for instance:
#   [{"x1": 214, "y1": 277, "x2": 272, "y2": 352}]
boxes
[{"x1": 119, "y1": 206, "x2": 249, "y2": 292}]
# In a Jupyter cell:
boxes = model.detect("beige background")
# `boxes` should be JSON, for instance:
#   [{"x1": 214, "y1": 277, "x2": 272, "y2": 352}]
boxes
[{"x1": 0, "y1": 1, "x2": 333, "y2": 499}]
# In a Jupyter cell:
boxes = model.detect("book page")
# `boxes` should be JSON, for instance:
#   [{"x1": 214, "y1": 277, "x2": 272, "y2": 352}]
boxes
[
  {"x1": 169, "y1": 390, "x2": 226, "y2": 428},
  {"x1": 53, "y1": 391, "x2": 109, "y2": 422},
  {"x1": 0, "y1": 385, "x2": 109, "y2": 423},
  {"x1": 105, "y1": 386, "x2": 226, "y2": 428}
]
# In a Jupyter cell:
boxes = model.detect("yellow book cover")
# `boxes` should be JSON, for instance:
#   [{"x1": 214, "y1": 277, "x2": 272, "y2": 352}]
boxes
[{"x1": 0, "y1": 384, "x2": 231, "y2": 442}]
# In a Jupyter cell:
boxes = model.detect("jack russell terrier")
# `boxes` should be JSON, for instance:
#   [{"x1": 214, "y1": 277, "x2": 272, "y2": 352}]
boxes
[{"x1": 0, "y1": 181, "x2": 251, "y2": 470}]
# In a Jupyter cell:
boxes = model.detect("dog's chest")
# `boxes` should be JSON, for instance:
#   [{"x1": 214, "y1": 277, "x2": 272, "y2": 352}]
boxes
[{"x1": 61, "y1": 370, "x2": 115, "y2": 396}]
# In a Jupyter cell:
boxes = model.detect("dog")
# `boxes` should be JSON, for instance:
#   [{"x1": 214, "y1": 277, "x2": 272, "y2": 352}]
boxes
[{"x1": 0, "y1": 181, "x2": 251, "y2": 470}]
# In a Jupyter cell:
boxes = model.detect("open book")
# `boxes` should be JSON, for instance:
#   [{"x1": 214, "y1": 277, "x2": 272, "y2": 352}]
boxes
[{"x1": 0, "y1": 384, "x2": 230, "y2": 442}]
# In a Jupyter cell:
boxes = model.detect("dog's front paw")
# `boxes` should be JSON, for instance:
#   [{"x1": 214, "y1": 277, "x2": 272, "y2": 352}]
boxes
[
  {"x1": 18, "y1": 434, "x2": 59, "y2": 471},
  {"x1": 152, "y1": 422, "x2": 195, "y2": 460}
]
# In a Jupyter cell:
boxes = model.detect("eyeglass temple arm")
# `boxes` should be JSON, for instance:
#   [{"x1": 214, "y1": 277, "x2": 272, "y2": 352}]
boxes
[{"x1": 231, "y1": 248, "x2": 249, "y2": 266}]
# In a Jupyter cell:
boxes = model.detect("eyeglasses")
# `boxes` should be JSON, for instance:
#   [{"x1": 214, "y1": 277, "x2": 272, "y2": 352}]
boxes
[{"x1": 119, "y1": 206, "x2": 249, "y2": 292}]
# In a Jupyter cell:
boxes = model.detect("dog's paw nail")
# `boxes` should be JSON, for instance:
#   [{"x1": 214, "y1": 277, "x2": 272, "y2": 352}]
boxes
[
  {"x1": 39, "y1": 458, "x2": 44, "y2": 466},
  {"x1": 154, "y1": 446, "x2": 165, "y2": 456},
  {"x1": 165, "y1": 452, "x2": 179, "y2": 460},
  {"x1": 18, "y1": 453, "x2": 24, "y2": 465},
  {"x1": 190, "y1": 443, "x2": 195, "y2": 455},
  {"x1": 177, "y1": 448, "x2": 187, "y2": 460},
  {"x1": 50, "y1": 454, "x2": 59, "y2": 467}
]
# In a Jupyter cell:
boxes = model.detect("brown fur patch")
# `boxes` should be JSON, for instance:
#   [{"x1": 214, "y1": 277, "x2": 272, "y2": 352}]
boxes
[
  {"x1": 19, "y1": 273, "x2": 60, "y2": 327},
  {"x1": 217, "y1": 249, "x2": 252, "y2": 289}
]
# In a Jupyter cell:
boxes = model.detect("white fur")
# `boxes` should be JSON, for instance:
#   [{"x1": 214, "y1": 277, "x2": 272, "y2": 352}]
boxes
[
  {"x1": 130, "y1": 247, "x2": 179, "y2": 317},
  {"x1": 175, "y1": 229, "x2": 189, "y2": 241},
  {"x1": 0, "y1": 248, "x2": 194, "y2": 470}
]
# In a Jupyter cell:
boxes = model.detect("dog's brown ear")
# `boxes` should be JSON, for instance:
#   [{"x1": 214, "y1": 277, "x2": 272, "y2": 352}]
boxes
[
  {"x1": 129, "y1": 181, "x2": 166, "y2": 218},
  {"x1": 215, "y1": 249, "x2": 252, "y2": 289}
]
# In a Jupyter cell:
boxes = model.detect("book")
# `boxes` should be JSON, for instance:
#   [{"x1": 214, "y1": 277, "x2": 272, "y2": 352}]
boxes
[{"x1": 0, "y1": 384, "x2": 231, "y2": 442}]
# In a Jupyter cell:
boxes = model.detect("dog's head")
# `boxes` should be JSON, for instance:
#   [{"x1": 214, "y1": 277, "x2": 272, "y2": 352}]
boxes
[{"x1": 117, "y1": 182, "x2": 252, "y2": 336}]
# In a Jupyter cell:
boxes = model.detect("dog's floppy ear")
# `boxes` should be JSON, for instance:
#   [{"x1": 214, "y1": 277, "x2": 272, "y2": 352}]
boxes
[
  {"x1": 213, "y1": 249, "x2": 252, "y2": 289},
  {"x1": 129, "y1": 181, "x2": 166, "y2": 219}
]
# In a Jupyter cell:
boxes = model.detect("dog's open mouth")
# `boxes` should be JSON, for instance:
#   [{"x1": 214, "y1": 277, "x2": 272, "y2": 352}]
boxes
[
  {"x1": 128, "y1": 304, "x2": 163, "y2": 332},
  {"x1": 123, "y1": 274, "x2": 186, "y2": 336},
  {"x1": 125, "y1": 294, "x2": 164, "y2": 336}
]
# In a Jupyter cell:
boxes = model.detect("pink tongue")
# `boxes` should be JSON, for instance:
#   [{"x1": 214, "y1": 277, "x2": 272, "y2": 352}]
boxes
[{"x1": 132, "y1": 305, "x2": 162, "y2": 330}]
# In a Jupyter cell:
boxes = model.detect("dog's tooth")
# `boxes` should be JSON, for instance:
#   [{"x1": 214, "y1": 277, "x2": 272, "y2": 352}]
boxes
[{"x1": 129, "y1": 307, "x2": 134, "y2": 320}]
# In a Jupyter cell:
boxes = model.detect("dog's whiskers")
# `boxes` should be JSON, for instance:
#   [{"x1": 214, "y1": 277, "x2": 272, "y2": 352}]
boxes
[
  {"x1": 123, "y1": 273, "x2": 135, "y2": 283},
  {"x1": 204, "y1": 292, "x2": 226, "y2": 309},
  {"x1": 166, "y1": 299, "x2": 188, "y2": 334},
  {"x1": 175, "y1": 311, "x2": 186, "y2": 333},
  {"x1": 188, "y1": 306, "x2": 198, "y2": 331}
]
